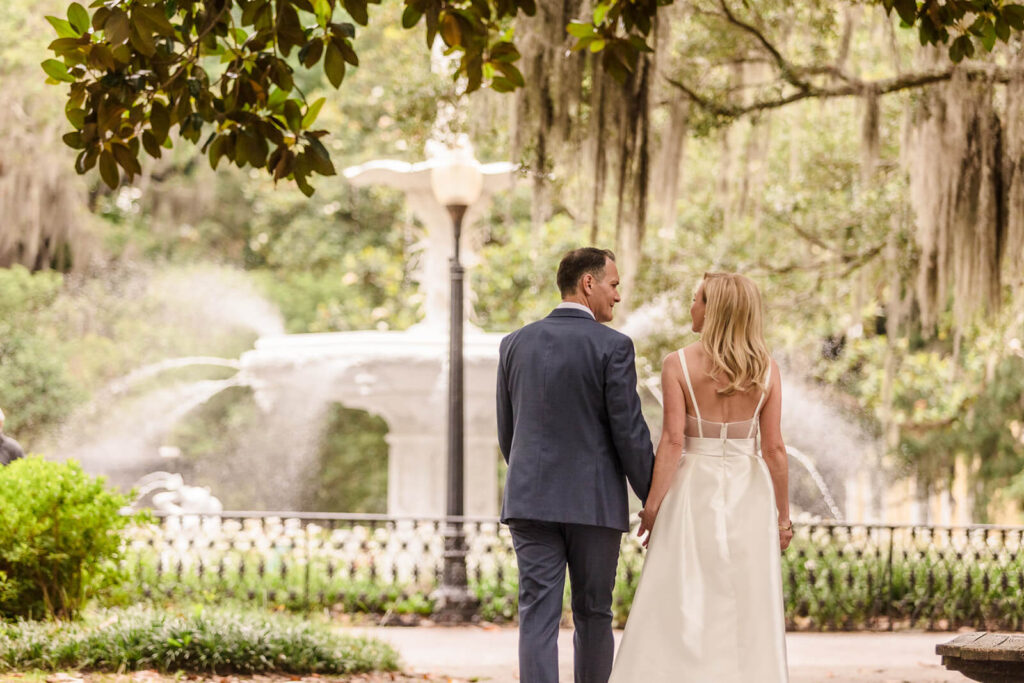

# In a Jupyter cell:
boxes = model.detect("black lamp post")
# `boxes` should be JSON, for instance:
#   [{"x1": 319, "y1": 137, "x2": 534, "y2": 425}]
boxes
[{"x1": 430, "y1": 151, "x2": 483, "y2": 622}]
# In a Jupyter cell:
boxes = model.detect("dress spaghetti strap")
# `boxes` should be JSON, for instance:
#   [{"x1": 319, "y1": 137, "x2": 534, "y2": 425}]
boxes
[{"x1": 679, "y1": 348, "x2": 703, "y2": 438}]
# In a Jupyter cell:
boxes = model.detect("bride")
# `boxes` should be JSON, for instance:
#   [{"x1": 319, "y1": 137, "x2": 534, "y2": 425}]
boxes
[{"x1": 609, "y1": 272, "x2": 792, "y2": 682}]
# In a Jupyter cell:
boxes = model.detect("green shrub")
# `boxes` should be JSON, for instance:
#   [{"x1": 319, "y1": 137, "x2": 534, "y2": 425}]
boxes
[
  {"x1": 0, "y1": 606, "x2": 399, "y2": 675},
  {"x1": 0, "y1": 457, "x2": 148, "y2": 620}
]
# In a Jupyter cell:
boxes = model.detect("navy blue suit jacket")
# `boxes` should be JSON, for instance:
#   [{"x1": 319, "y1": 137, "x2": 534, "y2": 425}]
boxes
[{"x1": 496, "y1": 308, "x2": 655, "y2": 532}]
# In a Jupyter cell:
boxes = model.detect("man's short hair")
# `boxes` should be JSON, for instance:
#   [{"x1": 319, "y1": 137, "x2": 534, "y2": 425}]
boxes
[{"x1": 557, "y1": 248, "x2": 615, "y2": 297}]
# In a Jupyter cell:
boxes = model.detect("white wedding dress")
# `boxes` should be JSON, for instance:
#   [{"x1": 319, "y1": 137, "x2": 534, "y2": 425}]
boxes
[{"x1": 609, "y1": 352, "x2": 789, "y2": 682}]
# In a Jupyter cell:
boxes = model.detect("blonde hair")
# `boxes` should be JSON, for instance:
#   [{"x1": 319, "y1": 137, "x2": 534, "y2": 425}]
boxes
[{"x1": 698, "y1": 272, "x2": 772, "y2": 395}]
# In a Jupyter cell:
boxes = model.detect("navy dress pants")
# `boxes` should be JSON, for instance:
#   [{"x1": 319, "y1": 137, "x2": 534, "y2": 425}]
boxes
[{"x1": 507, "y1": 519, "x2": 623, "y2": 683}]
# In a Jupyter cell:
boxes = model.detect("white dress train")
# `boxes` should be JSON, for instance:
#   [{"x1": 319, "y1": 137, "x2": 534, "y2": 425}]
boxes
[{"x1": 609, "y1": 353, "x2": 789, "y2": 682}]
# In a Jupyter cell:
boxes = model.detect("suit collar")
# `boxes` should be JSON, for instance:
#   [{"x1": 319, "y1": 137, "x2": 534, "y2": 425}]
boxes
[{"x1": 547, "y1": 307, "x2": 597, "y2": 320}]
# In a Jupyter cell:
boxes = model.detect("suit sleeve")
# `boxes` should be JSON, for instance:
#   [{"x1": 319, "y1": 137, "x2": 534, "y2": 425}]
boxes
[
  {"x1": 496, "y1": 340, "x2": 513, "y2": 464},
  {"x1": 604, "y1": 336, "x2": 655, "y2": 503}
]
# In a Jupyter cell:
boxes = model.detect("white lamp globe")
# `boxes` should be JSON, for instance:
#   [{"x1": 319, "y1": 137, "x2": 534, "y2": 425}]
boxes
[{"x1": 430, "y1": 147, "x2": 483, "y2": 207}]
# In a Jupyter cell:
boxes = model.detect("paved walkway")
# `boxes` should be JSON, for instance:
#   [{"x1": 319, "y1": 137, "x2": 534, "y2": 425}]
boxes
[{"x1": 352, "y1": 626, "x2": 970, "y2": 682}]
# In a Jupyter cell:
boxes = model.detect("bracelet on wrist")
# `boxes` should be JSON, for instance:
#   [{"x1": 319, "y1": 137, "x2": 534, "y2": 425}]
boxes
[{"x1": 778, "y1": 520, "x2": 793, "y2": 531}]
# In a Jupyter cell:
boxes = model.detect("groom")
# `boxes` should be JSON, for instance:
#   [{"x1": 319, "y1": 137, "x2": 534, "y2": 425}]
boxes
[{"x1": 496, "y1": 247, "x2": 655, "y2": 683}]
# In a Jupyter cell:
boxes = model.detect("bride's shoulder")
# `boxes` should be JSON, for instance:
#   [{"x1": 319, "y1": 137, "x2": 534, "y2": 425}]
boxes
[{"x1": 661, "y1": 344, "x2": 699, "y2": 370}]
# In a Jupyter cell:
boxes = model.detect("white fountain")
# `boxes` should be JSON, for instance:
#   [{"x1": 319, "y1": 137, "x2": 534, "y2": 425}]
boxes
[{"x1": 235, "y1": 139, "x2": 518, "y2": 517}]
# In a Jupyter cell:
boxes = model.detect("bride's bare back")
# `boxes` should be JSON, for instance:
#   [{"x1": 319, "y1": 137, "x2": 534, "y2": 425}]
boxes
[{"x1": 678, "y1": 343, "x2": 769, "y2": 439}]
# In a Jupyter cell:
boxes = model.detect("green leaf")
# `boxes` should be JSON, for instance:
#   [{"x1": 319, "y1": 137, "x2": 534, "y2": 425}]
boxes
[
  {"x1": 570, "y1": 36, "x2": 594, "y2": 52},
  {"x1": 75, "y1": 148, "x2": 97, "y2": 173},
  {"x1": 995, "y1": 15, "x2": 1011, "y2": 42},
  {"x1": 271, "y1": 60, "x2": 295, "y2": 91},
  {"x1": 425, "y1": 6, "x2": 438, "y2": 47},
  {"x1": 440, "y1": 12, "x2": 461, "y2": 46},
  {"x1": 141, "y1": 130, "x2": 162, "y2": 159},
  {"x1": 241, "y1": 130, "x2": 268, "y2": 168},
  {"x1": 343, "y1": 0, "x2": 368, "y2": 25},
  {"x1": 98, "y1": 150, "x2": 119, "y2": 189},
  {"x1": 91, "y1": 7, "x2": 110, "y2": 32},
  {"x1": 62, "y1": 132, "x2": 85, "y2": 149},
  {"x1": 948, "y1": 35, "x2": 972, "y2": 62},
  {"x1": 88, "y1": 44, "x2": 117, "y2": 70},
  {"x1": 893, "y1": 0, "x2": 917, "y2": 26},
  {"x1": 627, "y1": 34, "x2": 654, "y2": 53},
  {"x1": 208, "y1": 134, "x2": 227, "y2": 169},
  {"x1": 324, "y1": 40, "x2": 346, "y2": 87},
  {"x1": 968, "y1": 16, "x2": 989, "y2": 37},
  {"x1": 918, "y1": 18, "x2": 936, "y2": 45},
  {"x1": 136, "y1": 5, "x2": 175, "y2": 37},
  {"x1": 276, "y1": 3, "x2": 305, "y2": 54},
  {"x1": 978, "y1": 21, "x2": 995, "y2": 50},
  {"x1": 495, "y1": 62, "x2": 524, "y2": 87},
  {"x1": 49, "y1": 37, "x2": 86, "y2": 55},
  {"x1": 67, "y1": 3, "x2": 90, "y2": 35},
  {"x1": 959, "y1": 34, "x2": 976, "y2": 58},
  {"x1": 593, "y1": 3, "x2": 610, "y2": 25},
  {"x1": 299, "y1": 38, "x2": 324, "y2": 68},
  {"x1": 330, "y1": 21, "x2": 356, "y2": 38},
  {"x1": 401, "y1": 5, "x2": 422, "y2": 28},
  {"x1": 111, "y1": 143, "x2": 141, "y2": 177},
  {"x1": 337, "y1": 38, "x2": 358, "y2": 65},
  {"x1": 104, "y1": 10, "x2": 130, "y2": 45},
  {"x1": 241, "y1": 0, "x2": 265, "y2": 26},
  {"x1": 589, "y1": 38, "x2": 606, "y2": 52},
  {"x1": 65, "y1": 107, "x2": 86, "y2": 129},
  {"x1": 149, "y1": 102, "x2": 170, "y2": 142},
  {"x1": 284, "y1": 99, "x2": 303, "y2": 132},
  {"x1": 305, "y1": 135, "x2": 335, "y2": 176},
  {"x1": 602, "y1": 50, "x2": 630, "y2": 84},
  {"x1": 1004, "y1": 5, "x2": 1024, "y2": 30},
  {"x1": 491, "y1": 76, "x2": 515, "y2": 93},
  {"x1": 566, "y1": 21, "x2": 596, "y2": 38},
  {"x1": 489, "y1": 41, "x2": 519, "y2": 63},
  {"x1": 41, "y1": 59, "x2": 75, "y2": 83},
  {"x1": 314, "y1": 0, "x2": 333, "y2": 25},
  {"x1": 129, "y1": 24, "x2": 157, "y2": 57},
  {"x1": 46, "y1": 16, "x2": 79, "y2": 39},
  {"x1": 268, "y1": 87, "x2": 289, "y2": 111},
  {"x1": 295, "y1": 172, "x2": 315, "y2": 196},
  {"x1": 270, "y1": 147, "x2": 294, "y2": 180},
  {"x1": 302, "y1": 97, "x2": 326, "y2": 128}
]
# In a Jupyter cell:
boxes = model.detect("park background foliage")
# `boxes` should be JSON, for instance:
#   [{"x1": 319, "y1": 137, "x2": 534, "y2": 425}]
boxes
[{"x1": 0, "y1": 0, "x2": 1023, "y2": 520}]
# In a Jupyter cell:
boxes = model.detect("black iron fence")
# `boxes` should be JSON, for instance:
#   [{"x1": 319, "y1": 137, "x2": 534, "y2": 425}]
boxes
[{"x1": 122, "y1": 513, "x2": 1024, "y2": 630}]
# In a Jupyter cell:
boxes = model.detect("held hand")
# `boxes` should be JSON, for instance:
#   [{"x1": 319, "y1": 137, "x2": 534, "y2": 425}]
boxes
[
  {"x1": 638, "y1": 507, "x2": 657, "y2": 547},
  {"x1": 779, "y1": 520, "x2": 793, "y2": 551}
]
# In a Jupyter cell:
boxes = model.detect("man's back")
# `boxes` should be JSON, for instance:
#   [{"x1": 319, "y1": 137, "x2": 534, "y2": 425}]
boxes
[{"x1": 497, "y1": 308, "x2": 654, "y2": 531}]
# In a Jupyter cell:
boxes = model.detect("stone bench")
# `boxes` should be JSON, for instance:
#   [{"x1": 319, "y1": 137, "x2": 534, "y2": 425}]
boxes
[{"x1": 937, "y1": 632, "x2": 1024, "y2": 682}]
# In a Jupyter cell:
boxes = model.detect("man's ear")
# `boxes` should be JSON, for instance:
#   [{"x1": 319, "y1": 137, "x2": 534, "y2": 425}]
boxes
[{"x1": 582, "y1": 273, "x2": 592, "y2": 293}]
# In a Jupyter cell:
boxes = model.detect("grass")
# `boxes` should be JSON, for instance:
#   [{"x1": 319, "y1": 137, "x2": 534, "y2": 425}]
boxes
[
  {"x1": 0, "y1": 675, "x2": 434, "y2": 682},
  {"x1": 0, "y1": 607, "x2": 400, "y2": 676}
]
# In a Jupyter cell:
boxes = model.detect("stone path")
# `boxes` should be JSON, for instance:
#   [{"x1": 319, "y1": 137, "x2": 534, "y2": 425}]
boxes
[{"x1": 352, "y1": 626, "x2": 971, "y2": 682}]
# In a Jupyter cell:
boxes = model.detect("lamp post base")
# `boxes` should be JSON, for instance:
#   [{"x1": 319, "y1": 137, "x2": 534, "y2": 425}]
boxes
[
  {"x1": 432, "y1": 523, "x2": 480, "y2": 624},
  {"x1": 432, "y1": 584, "x2": 481, "y2": 624}
]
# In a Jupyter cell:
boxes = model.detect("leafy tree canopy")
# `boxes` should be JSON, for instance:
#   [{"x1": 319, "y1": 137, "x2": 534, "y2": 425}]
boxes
[{"x1": 43, "y1": 0, "x2": 1024, "y2": 194}]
